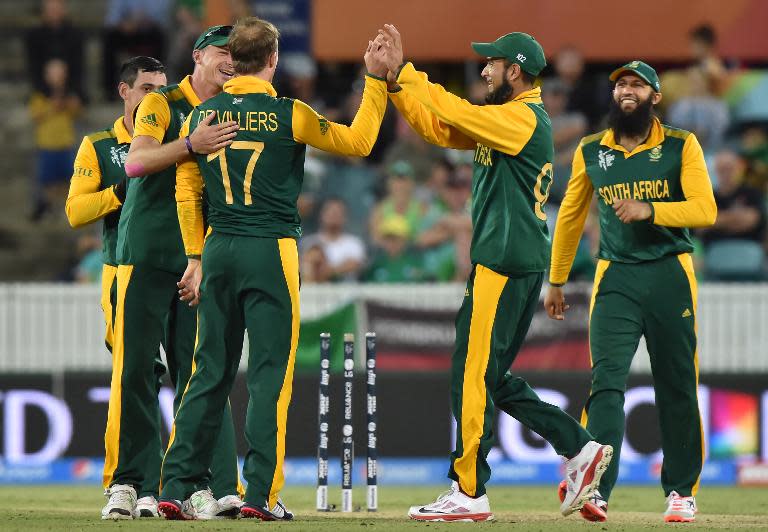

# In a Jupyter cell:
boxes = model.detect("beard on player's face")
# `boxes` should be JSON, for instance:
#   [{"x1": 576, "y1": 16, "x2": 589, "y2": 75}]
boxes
[
  {"x1": 607, "y1": 93, "x2": 656, "y2": 139},
  {"x1": 486, "y1": 75, "x2": 513, "y2": 105}
]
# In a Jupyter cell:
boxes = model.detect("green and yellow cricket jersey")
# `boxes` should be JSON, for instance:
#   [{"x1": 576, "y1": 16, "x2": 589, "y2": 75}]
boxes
[
  {"x1": 176, "y1": 74, "x2": 387, "y2": 255},
  {"x1": 117, "y1": 76, "x2": 201, "y2": 273},
  {"x1": 549, "y1": 118, "x2": 717, "y2": 285},
  {"x1": 390, "y1": 63, "x2": 552, "y2": 275},
  {"x1": 66, "y1": 116, "x2": 131, "y2": 266}
]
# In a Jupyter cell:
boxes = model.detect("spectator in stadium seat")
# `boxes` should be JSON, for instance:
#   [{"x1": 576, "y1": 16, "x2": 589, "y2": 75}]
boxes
[
  {"x1": 103, "y1": 0, "x2": 171, "y2": 99},
  {"x1": 25, "y1": 0, "x2": 85, "y2": 100},
  {"x1": 165, "y1": 1, "x2": 204, "y2": 82},
  {"x1": 553, "y1": 45, "x2": 611, "y2": 130},
  {"x1": 369, "y1": 160, "x2": 426, "y2": 245},
  {"x1": 415, "y1": 166, "x2": 473, "y2": 281},
  {"x1": 28, "y1": 58, "x2": 82, "y2": 221},
  {"x1": 667, "y1": 68, "x2": 729, "y2": 153},
  {"x1": 688, "y1": 24, "x2": 730, "y2": 97},
  {"x1": 300, "y1": 197, "x2": 367, "y2": 282},
  {"x1": 364, "y1": 216, "x2": 425, "y2": 283},
  {"x1": 541, "y1": 77, "x2": 587, "y2": 212},
  {"x1": 700, "y1": 147, "x2": 766, "y2": 247}
]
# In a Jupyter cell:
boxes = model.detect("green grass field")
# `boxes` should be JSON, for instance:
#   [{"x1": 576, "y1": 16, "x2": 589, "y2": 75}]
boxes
[{"x1": 0, "y1": 485, "x2": 766, "y2": 531}]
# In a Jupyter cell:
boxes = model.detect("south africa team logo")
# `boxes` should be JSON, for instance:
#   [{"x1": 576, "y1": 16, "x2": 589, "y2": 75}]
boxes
[
  {"x1": 318, "y1": 117, "x2": 329, "y2": 135},
  {"x1": 649, "y1": 146, "x2": 662, "y2": 162}
]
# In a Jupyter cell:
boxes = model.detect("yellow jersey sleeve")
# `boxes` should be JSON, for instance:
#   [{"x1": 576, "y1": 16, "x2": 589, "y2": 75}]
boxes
[
  {"x1": 65, "y1": 136, "x2": 122, "y2": 228},
  {"x1": 133, "y1": 92, "x2": 171, "y2": 143},
  {"x1": 651, "y1": 134, "x2": 717, "y2": 227},
  {"x1": 389, "y1": 89, "x2": 477, "y2": 150},
  {"x1": 396, "y1": 62, "x2": 537, "y2": 156},
  {"x1": 549, "y1": 145, "x2": 594, "y2": 285},
  {"x1": 175, "y1": 114, "x2": 205, "y2": 256},
  {"x1": 292, "y1": 75, "x2": 387, "y2": 156}
]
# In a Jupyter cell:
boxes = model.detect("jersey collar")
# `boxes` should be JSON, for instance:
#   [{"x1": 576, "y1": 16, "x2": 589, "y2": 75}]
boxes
[
  {"x1": 510, "y1": 86, "x2": 542, "y2": 104},
  {"x1": 178, "y1": 75, "x2": 202, "y2": 107},
  {"x1": 113, "y1": 116, "x2": 132, "y2": 144},
  {"x1": 601, "y1": 117, "x2": 665, "y2": 157},
  {"x1": 223, "y1": 75, "x2": 277, "y2": 97}
]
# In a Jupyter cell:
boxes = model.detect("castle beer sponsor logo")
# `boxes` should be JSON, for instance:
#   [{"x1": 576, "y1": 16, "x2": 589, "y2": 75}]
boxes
[
  {"x1": 598, "y1": 178, "x2": 671, "y2": 205},
  {"x1": 318, "y1": 117, "x2": 329, "y2": 135}
]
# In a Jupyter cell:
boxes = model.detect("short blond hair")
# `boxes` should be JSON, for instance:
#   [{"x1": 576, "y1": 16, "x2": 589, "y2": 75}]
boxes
[{"x1": 228, "y1": 17, "x2": 280, "y2": 75}]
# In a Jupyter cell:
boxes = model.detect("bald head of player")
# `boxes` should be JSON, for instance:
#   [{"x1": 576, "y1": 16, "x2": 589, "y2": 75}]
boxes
[
  {"x1": 470, "y1": 32, "x2": 547, "y2": 105},
  {"x1": 607, "y1": 60, "x2": 663, "y2": 142},
  {"x1": 226, "y1": 17, "x2": 281, "y2": 83}
]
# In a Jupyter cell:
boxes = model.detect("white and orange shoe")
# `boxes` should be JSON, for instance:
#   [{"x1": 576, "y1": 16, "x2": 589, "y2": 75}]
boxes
[
  {"x1": 560, "y1": 441, "x2": 613, "y2": 516},
  {"x1": 408, "y1": 482, "x2": 493, "y2": 522},
  {"x1": 559, "y1": 480, "x2": 608, "y2": 521},
  {"x1": 664, "y1": 491, "x2": 697, "y2": 523}
]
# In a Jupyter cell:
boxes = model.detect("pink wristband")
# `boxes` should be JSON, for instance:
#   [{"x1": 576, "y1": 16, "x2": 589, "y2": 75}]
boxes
[{"x1": 184, "y1": 135, "x2": 195, "y2": 155}]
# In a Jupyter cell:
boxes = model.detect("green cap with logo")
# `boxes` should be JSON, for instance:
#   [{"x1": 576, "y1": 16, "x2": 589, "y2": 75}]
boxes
[
  {"x1": 609, "y1": 60, "x2": 661, "y2": 92},
  {"x1": 193, "y1": 25, "x2": 233, "y2": 50},
  {"x1": 471, "y1": 32, "x2": 547, "y2": 76}
]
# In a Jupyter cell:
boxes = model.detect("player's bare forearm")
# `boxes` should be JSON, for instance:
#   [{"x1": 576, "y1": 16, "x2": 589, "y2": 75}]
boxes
[{"x1": 125, "y1": 135, "x2": 187, "y2": 178}]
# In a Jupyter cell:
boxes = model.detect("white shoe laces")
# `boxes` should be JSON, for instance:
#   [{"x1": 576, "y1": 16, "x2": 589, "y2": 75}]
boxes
[{"x1": 106, "y1": 486, "x2": 135, "y2": 507}]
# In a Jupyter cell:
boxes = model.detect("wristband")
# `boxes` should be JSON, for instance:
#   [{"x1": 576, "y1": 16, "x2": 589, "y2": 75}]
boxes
[
  {"x1": 549, "y1": 282, "x2": 564, "y2": 287},
  {"x1": 187, "y1": 254, "x2": 201, "y2": 260},
  {"x1": 184, "y1": 135, "x2": 195, "y2": 155}
]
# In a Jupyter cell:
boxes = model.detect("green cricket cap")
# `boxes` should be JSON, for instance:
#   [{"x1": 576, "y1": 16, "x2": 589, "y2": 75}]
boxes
[
  {"x1": 388, "y1": 160, "x2": 414, "y2": 177},
  {"x1": 193, "y1": 25, "x2": 233, "y2": 50},
  {"x1": 609, "y1": 60, "x2": 661, "y2": 92},
  {"x1": 471, "y1": 32, "x2": 546, "y2": 76}
]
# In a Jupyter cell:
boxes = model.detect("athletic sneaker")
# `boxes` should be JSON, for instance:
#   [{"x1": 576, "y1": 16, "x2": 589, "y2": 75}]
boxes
[
  {"x1": 217, "y1": 494, "x2": 244, "y2": 518},
  {"x1": 136, "y1": 495, "x2": 159, "y2": 517},
  {"x1": 664, "y1": 491, "x2": 697, "y2": 523},
  {"x1": 158, "y1": 489, "x2": 222, "y2": 520},
  {"x1": 560, "y1": 441, "x2": 613, "y2": 516},
  {"x1": 558, "y1": 480, "x2": 608, "y2": 521},
  {"x1": 101, "y1": 484, "x2": 138, "y2": 520},
  {"x1": 408, "y1": 481, "x2": 493, "y2": 522},
  {"x1": 241, "y1": 498, "x2": 294, "y2": 521}
]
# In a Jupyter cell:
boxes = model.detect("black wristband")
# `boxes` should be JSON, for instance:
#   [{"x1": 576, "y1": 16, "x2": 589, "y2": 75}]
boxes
[
  {"x1": 113, "y1": 181, "x2": 126, "y2": 203},
  {"x1": 187, "y1": 254, "x2": 201, "y2": 260},
  {"x1": 365, "y1": 72, "x2": 386, "y2": 82},
  {"x1": 549, "y1": 282, "x2": 565, "y2": 287},
  {"x1": 647, "y1": 202, "x2": 656, "y2": 223},
  {"x1": 184, "y1": 135, "x2": 195, "y2": 155}
]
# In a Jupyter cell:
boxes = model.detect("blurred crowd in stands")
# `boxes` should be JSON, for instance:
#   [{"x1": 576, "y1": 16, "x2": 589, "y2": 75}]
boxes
[{"x1": 22, "y1": 0, "x2": 768, "y2": 282}]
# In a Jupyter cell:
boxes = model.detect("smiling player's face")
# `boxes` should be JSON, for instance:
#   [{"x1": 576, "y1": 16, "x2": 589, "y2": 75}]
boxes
[{"x1": 198, "y1": 45, "x2": 234, "y2": 88}]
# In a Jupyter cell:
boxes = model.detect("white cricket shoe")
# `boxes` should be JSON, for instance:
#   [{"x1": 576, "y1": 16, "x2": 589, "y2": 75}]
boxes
[
  {"x1": 560, "y1": 441, "x2": 613, "y2": 516},
  {"x1": 408, "y1": 481, "x2": 493, "y2": 522},
  {"x1": 101, "y1": 484, "x2": 137, "y2": 520},
  {"x1": 217, "y1": 494, "x2": 243, "y2": 518},
  {"x1": 136, "y1": 495, "x2": 158, "y2": 517},
  {"x1": 241, "y1": 497, "x2": 294, "y2": 521},
  {"x1": 664, "y1": 491, "x2": 697, "y2": 523}
]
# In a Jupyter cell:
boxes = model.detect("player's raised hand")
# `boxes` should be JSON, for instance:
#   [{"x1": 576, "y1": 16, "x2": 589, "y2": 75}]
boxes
[
  {"x1": 189, "y1": 111, "x2": 239, "y2": 154},
  {"x1": 612, "y1": 199, "x2": 652, "y2": 224},
  {"x1": 378, "y1": 24, "x2": 404, "y2": 73},
  {"x1": 364, "y1": 37, "x2": 388, "y2": 78},
  {"x1": 178, "y1": 258, "x2": 202, "y2": 306},
  {"x1": 544, "y1": 285, "x2": 570, "y2": 320}
]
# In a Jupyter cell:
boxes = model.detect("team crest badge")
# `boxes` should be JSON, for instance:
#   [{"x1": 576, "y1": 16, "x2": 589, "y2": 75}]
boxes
[
  {"x1": 318, "y1": 117, "x2": 329, "y2": 135},
  {"x1": 598, "y1": 149, "x2": 615, "y2": 171},
  {"x1": 629, "y1": 60, "x2": 640, "y2": 68},
  {"x1": 649, "y1": 146, "x2": 662, "y2": 162}
]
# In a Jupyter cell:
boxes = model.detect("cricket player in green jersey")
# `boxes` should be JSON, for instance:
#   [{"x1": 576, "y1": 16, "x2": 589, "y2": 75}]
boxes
[
  {"x1": 545, "y1": 61, "x2": 717, "y2": 523},
  {"x1": 67, "y1": 57, "x2": 167, "y2": 518},
  {"x1": 101, "y1": 26, "x2": 245, "y2": 520},
  {"x1": 157, "y1": 17, "x2": 389, "y2": 521},
  {"x1": 376, "y1": 25, "x2": 612, "y2": 522}
]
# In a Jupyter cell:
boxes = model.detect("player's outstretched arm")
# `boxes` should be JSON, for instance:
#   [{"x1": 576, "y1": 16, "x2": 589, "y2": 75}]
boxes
[
  {"x1": 378, "y1": 24, "x2": 536, "y2": 157},
  {"x1": 125, "y1": 93, "x2": 238, "y2": 177},
  {"x1": 649, "y1": 134, "x2": 717, "y2": 228},
  {"x1": 65, "y1": 136, "x2": 123, "y2": 228},
  {"x1": 549, "y1": 145, "x2": 594, "y2": 287},
  {"x1": 292, "y1": 40, "x2": 388, "y2": 156}
]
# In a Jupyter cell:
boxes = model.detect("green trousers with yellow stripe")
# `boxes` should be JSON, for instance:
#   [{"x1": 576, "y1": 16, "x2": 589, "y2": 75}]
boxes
[
  {"x1": 449, "y1": 265, "x2": 593, "y2": 497},
  {"x1": 103, "y1": 262, "x2": 242, "y2": 499},
  {"x1": 161, "y1": 234, "x2": 299, "y2": 509},
  {"x1": 585, "y1": 253, "x2": 704, "y2": 501},
  {"x1": 101, "y1": 264, "x2": 164, "y2": 498}
]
